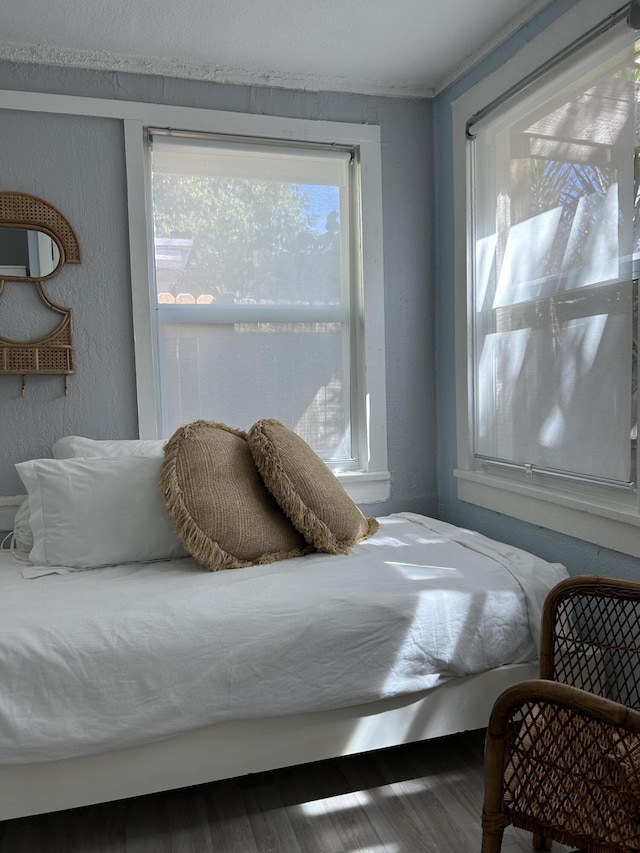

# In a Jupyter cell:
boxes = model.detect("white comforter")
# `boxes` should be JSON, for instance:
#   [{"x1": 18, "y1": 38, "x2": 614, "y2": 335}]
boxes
[{"x1": 0, "y1": 513, "x2": 567, "y2": 764}]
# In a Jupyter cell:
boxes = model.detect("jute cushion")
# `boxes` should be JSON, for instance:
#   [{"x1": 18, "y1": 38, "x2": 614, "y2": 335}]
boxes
[
  {"x1": 160, "y1": 420, "x2": 309, "y2": 571},
  {"x1": 247, "y1": 418, "x2": 379, "y2": 554}
]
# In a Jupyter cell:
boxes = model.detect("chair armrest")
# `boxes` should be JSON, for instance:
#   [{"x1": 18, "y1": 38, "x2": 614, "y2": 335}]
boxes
[
  {"x1": 483, "y1": 679, "x2": 640, "y2": 850},
  {"x1": 488, "y1": 679, "x2": 640, "y2": 735}
]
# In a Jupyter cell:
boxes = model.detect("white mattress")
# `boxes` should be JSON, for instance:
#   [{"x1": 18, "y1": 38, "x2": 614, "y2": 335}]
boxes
[{"x1": 0, "y1": 513, "x2": 567, "y2": 765}]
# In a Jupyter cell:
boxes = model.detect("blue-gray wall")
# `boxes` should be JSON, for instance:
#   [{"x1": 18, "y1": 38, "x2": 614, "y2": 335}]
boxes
[
  {"x1": 434, "y1": 0, "x2": 640, "y2": 580},
  {"x1": 4, "y1": 0, "x2": 638, "y2": 579},
  {"x1": 0, "y1": 63, "x2": 435, "y2": 519}
]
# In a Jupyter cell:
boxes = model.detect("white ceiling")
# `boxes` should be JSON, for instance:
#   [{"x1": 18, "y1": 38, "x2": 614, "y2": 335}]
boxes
[{"x1": 0, "y1": 0, "x2": 553, "y2": 98}]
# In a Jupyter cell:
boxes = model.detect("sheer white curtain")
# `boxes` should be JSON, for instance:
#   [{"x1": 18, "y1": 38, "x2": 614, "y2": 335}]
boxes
[{"x1": 470, "y1": 29, "x2": 636, "y2": 485}]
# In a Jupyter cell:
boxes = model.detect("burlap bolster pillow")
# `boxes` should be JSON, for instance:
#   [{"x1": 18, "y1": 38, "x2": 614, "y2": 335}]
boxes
[{"x1": 247, "y1": 418, "x2": 378, "y2": 554}]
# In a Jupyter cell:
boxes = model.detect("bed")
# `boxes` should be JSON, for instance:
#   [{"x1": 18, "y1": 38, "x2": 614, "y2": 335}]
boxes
[{"x1": 0, "y1": 432, "x2": 568, "y2": 821}]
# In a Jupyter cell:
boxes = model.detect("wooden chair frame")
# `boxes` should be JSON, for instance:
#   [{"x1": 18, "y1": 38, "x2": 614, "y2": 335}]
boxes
[{"x1": 482, "y1": 576, "x2": 640, "y2": 853}]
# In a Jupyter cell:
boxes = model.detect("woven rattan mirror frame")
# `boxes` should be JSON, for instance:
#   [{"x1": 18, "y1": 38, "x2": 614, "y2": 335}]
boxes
[{"x1": 0, "y1": 192, "x2": 80, "y2": 393}]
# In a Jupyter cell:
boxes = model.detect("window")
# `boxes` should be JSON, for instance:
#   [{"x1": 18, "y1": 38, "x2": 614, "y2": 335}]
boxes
[
  {"x1": 150, "y1": 132, "x2": 356, "y2": 465},
  {"x1": 453, "y1": 8, "x2": 640, "y2": 555},
  {"x1": 125, "y1": 109, "x2": 389, "y2": 502},
  {"x1": 471, "y1": 28, "x2": 636, "y2": 488}
]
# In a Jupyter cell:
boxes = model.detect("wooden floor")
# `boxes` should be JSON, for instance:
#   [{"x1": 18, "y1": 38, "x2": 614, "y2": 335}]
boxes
[{"x1": 0, "y1": 729, "x2": 574, "y2": 853}]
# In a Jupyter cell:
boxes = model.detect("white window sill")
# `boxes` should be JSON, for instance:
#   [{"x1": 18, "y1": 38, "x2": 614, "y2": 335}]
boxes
[
  {"x1": 455, "y1": 469, "x2": 640, "y2": 558},
  {"x1": 338, "y1": 470, "x2": 391, "y2": 505}
]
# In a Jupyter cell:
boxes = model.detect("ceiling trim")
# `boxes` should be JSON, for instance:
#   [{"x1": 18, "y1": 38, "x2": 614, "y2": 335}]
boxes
[
  {"x1": 0, "y1": 42, "x2": 435, "y2": 100},
  {"x1": 0, "y1": 2, "x2": 557, "y2": 102}
]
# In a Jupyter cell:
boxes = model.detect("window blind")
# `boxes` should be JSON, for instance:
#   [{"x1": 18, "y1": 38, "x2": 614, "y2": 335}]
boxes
[
  {"x1": 469, "y1": 23, "x2": 637, "y2": 486},
  {"x1": 148, "y1": 131, "x2": 358, "y2": 465}
]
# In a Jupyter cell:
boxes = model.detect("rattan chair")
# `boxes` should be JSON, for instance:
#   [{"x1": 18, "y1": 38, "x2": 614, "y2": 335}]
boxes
[{"x1": 482, "y1": 576, "x2": 640, "y2": 853}]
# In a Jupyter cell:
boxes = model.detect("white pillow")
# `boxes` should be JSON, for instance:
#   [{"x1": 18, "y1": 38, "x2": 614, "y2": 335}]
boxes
[
  {"x1": 13, "y1": 438, "x2": 166, "y2": 562},
  {"x1": 53, "y1": 435, "x2": 166, "y2": 459},
  {"x1": 15, "y1": 457, "x2": 187, "y2": 569}
]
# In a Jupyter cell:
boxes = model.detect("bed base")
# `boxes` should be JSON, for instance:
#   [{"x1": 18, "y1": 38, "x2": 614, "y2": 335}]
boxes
[{"x1": 0, "y1": 661, "x2": 536, "y2": 821}]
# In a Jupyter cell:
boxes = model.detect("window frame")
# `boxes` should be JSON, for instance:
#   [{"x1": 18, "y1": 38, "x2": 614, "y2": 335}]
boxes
[
  {"x1": 148, "y1": 131, "x2": 360, "y2": 469},
  {"x1": 123, "y1": 106, "x2": 390, "y2": 503},
  {"x1": 451, "y1": 0, "x2": 640, "y2": 557}
]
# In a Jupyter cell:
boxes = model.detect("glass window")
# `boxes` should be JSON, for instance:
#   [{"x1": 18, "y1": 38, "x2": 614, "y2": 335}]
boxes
[
  {"x1": 468, "y1": 28, "x2": 637, "y2": 492},
  {"x1": 149, "y1": 132, "x2": 358, "y2": 467}
]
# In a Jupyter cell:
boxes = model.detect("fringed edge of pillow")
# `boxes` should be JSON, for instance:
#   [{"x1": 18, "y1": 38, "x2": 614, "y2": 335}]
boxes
[
  {"x1": 365, "y1": 516, "x2": 380, "y2": 540},
  {"x1": 160, "y1": 421, "x2": 254, "y2": 571},
  {"x1": 248, "y1": 418, "x2": 379, "y2": 554}
]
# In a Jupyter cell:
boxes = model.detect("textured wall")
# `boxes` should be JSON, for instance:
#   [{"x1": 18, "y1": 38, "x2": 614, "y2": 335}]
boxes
[
  {"x1": 0, "y1": 64, "x2": 435, "y2": 517},
  {"x1": 0, "y1": 108, "x2": 137, "y2": 494}
]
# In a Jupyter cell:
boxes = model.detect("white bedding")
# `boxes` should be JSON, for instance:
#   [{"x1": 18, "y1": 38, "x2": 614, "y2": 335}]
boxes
[{"x1": 0, "y1": 513, "x2": 567, "y2": 765}]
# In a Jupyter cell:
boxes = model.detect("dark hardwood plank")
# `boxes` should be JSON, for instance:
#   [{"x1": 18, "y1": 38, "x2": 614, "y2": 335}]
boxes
[
  {"x1": 239, "y1": 775, "x2": 304, "y2": 853},
  {"x1": 0, "y1": 817, "x2": 55, "y2": 853},
  {"x1": 393, "y1": 729, "x2": 487, "y2": 849},
  {"x1": 123, "y1": 787, "x2": 214, "y2": 853},
  {"x1": 338, "y1": 749, "x2": 444, "y2": 852},
  {"x1": 271, "y1": 764, "x2": 349, "y2": 853},
  {"x1": 375, "y1": 751, "x2": 473, "y2": 851},
  {"x1": 290, "y1": 760, "x2": 393, "y2": 853},
  {"x1": 1, "y1": 801, "x2": 126, "y2": 853},
  {"x1": 201, "y1": 780, "x2": 260, "y2": 853}
]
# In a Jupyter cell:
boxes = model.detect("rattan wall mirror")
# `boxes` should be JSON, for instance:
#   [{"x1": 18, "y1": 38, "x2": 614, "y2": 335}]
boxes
[{"x1": 0, "y1": 192, "x2": 80, "y2": 395}]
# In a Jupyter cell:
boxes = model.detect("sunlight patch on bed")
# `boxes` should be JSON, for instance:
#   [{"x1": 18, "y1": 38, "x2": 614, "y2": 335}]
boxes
[
  {"x1": 365, "y1": 535, "x2": 412, "y2": 548},
  {"x1": 365, "y1": 516, "x2": 449, "y2": 549},
  {"x1": 367, "y1": 534, "x2": 449, "y2": 549},
  {"x1": 384, "y1": 561, "x2": 457, "y2": 579}
]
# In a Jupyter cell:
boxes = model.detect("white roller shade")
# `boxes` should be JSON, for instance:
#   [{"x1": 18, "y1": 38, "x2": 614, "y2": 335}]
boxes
[
  {"x1": 149, "y1": 130, "x2": 357, "y2": 464},
  {"x1": 470, "y1": 28, "x2": 636, "y2": 485}
]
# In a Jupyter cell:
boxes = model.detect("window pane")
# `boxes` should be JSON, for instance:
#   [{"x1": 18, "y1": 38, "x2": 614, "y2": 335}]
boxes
[
  {"x1": 476, "y1": 294, "x2": 632, "y2": 481},
  {"x1": 149, "y1": 133, "x2": 354, "y2": 462},
  {"x1": 159, "y1": 321, "x2": 351, "y2": 461},
  {"x1": 472, "y1": 34, "x2": 637, "y2": 485}
]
